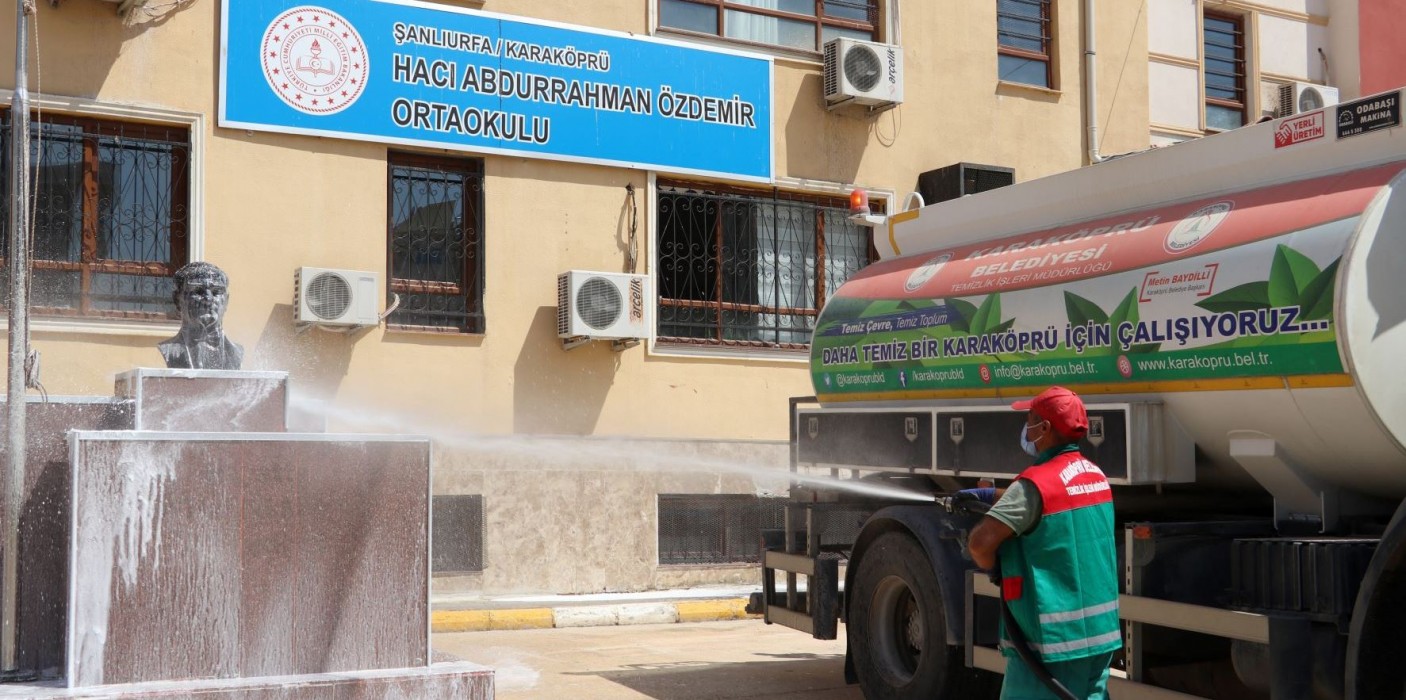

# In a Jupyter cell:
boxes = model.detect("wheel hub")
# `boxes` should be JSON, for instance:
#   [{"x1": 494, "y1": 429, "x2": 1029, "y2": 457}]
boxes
[{"x1": 871, "y1": 575, "x2": 925, "y2": 684}]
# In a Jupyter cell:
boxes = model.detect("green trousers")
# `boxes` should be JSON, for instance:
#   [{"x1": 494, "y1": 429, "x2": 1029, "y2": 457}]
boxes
[{"x1": 1000, "y1": 651, "x2": 1114, "y2": 700}]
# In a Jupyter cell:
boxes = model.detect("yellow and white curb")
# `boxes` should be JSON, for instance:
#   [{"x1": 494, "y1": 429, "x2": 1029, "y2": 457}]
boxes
[{"x1": 432, "y1": 598, "x2": 757, "y2": 633}]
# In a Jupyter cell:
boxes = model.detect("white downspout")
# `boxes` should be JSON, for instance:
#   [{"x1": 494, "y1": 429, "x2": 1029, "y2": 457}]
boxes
[{"x1": 1084, "y1": 0, "x2": 1104, "y2": 164}]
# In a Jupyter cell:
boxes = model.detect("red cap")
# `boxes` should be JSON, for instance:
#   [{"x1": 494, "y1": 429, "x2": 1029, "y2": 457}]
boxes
[{"x1": 1011, "y1": 386, "x2": 1088, "y2": 440}]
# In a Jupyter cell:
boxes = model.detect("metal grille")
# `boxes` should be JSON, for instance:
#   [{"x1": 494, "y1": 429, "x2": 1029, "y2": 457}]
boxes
[
  {"x1": 432, "y1": 494, "x2": 485, "y2": 573},
  {"x1": 388, "y1": 153, "x2": 484, "y2": 333},
  {"x1": 823, "y1": 40, "x2": 840, "y2": 96},
  {"x1": 659, "y1": 0, "x2": 879, "y2": 53},
  {"x1": 802, "y1": 504, "x2": 875, "y2": 554},
  {"x1": 556, "y1": 273, "x2": 571, "y2": 336},
  {"x1": 659, "y1": 495, "x2": 786, "y2": 565},
  {"x1": 1204, "y1": 12, "x2": 1247, "y2": 129},
  {"x1": 843, "y1": 44, "x2": 882, "y2": 91},
  {"x1": 0, "y1": 111, "x2": 189, "y2": 318},
  {"x1": 656, "y1": 182, "x2": 876, "y2": 349},
  {"x1": 576, "y1": 276, "x2": 623, "y2": 330},
  {"x1": 997, "y1": 0, "x2": 1052, "y2": 87},
  {"x1": 305, "y1": 271, "x2": 352, "y2": 320}
]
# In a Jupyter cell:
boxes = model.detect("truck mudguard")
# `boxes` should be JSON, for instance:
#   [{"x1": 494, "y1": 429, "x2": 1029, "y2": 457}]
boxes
[{"x1": 846, "y1": 504, "x2": 979, "y2": 645}]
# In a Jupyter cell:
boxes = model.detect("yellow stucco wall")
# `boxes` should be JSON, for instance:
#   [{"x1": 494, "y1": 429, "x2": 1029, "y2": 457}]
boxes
[{"x1": 0, "y1": 0, "x2": 1148, "y2": 444}]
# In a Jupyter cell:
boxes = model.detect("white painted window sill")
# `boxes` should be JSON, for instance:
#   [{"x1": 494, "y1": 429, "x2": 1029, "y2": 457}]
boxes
[
  {"x1": 649, "y1": 342, "x2": 811, "y2": 364},
  {"x1": 6, "y1": 317, "x2": 180, "y2": 338},
  {"x1": 997, "y1": 80, "x2": 1063, "y2": 98}
]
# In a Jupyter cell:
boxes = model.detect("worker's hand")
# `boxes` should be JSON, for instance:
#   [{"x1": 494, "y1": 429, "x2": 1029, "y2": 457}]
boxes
[{"x1": 954, "y1": 487, "x2": 997, "y2": 505}]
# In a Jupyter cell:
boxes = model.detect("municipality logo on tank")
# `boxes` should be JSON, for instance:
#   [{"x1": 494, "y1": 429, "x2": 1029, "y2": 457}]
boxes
[
  {"x1": 261, "y1": 6, "x2": 369, "y2": 115},
  {"x1": 904, "y1": 253, "x2": 952, "y2": 292},
  {"x1": 1165, "y1": 201, "x2": 1233, "y2": 254}
]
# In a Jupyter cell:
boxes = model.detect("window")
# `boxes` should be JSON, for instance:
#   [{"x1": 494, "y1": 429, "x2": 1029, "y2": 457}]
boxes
[
  {"x1": 659, "y1": 495, "x2": 785, "y2": 565},
  {"x1": 432, "y1": 495, "x2": 485, "y2": 573},
  {"x1": 387, "y1": 153, "x2": 484, "y2": 333},
  {"x1": 658, "y1": 0, "x2": 879, "y2": 52},
  {"x1": 657, "y1": 495, "x2": 874, "y2": 565},
  {"x1": 1203, "y1": 12, "x2": 1246, "y2": 130},
  {"x1": 656, "y1": 181, "x2": 876, "y2": 349},
  {"x1": 0, "y1": 111, "x2": 189, "y2": 319},
  {"x1": 998, "y1": 0, "x2": 1053, "y2": 88}
]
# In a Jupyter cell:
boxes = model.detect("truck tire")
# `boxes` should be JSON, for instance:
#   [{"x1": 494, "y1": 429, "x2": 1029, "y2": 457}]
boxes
[{"x1": 848, "y1": 530, "x2": 995, "y2": 700}]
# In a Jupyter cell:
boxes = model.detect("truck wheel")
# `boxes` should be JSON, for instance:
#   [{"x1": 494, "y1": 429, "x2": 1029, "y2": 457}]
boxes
[{"x1": 848, "y1": 530, "x2": 993, "y2": 700}]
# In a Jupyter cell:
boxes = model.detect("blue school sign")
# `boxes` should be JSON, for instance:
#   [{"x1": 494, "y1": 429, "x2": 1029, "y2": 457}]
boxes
[{"x1": 220, "y1": 1, "x2": 774, "y2": 182}]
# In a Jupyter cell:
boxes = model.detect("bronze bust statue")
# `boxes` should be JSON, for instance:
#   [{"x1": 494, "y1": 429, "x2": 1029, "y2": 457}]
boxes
[{"x1": 158, "y1": 262, "x2": 244, "y2": 370}]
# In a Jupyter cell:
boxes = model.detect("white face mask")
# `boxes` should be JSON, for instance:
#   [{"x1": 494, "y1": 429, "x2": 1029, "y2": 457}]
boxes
[{"x1": 1020, "y1": 422, "x2": 1045, "y2": 456}]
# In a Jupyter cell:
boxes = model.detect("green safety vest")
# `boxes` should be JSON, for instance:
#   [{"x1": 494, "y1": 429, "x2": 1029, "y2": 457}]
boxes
[{"x1": 998, "y1": 445, "x2": 1121, "y2": 663}]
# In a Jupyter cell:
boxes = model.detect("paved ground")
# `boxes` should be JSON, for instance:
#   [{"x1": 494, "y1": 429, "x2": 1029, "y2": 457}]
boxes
[{"x1": 433, "y1": 619, "x2": 863, "y2": 699}]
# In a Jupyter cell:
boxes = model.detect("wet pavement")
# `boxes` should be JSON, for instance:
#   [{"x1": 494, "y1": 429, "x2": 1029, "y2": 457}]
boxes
[{"x1": 433, "y1": 619, "x2": 861, "y2": 699}]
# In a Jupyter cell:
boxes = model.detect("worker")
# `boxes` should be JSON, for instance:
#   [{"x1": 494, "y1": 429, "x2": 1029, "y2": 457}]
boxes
[{"x1": 960, "y1": 386, "x2": 1121, "y2": 700}]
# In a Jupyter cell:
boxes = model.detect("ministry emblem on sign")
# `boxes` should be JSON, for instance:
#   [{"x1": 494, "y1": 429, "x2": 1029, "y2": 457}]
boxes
[{"x1": 261, "y1": 6, "x2": 369, "y2": 115}]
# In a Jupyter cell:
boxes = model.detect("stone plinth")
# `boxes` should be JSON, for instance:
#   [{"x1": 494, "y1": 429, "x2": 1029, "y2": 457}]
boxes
[
  {"x1": 0, "y1": 372, "x2": 490, "y2": 700},
  {"x1": 66, "y1": 432, "x2": 431, "y2": 688},
  {"x1": 0, "y1": 661, "x2": 492, "y2": 699},
  {"x1": 115, "y1": 369, "x2": 288, "y2": 432},
  {"x1": 7, "y1": 398, "x2": 133, "y2": 675}
]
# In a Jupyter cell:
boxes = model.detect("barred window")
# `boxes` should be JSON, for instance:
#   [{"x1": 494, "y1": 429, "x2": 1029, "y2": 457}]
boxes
[
  {"x1": 1204, "y1": 12, "x2": 1247, "y2": 131},
  {"x1": 0, "y1": 112, "x2": 189, "y2": 318},
  {"x1": 658, "y1": 495, "x2": 786, "y2": 565},
  {"x1": 998, "y1": 0, "x2": 1053, "y2": 88},
  {"x1": 387, "y1": 152, "x2": 484, "y2": 334},
  {"x1": 656, "y1": 181, "x2": 877, "y2": 349},
  {"x1": 658, "y1": 496, "x2": 874, "y2": 565},
  {"x1": 658, "y1": 0, "x2": 879, "y2": 53},
  {"x1": 432, "y1": 494, "x2": 485, "y2": 574}
]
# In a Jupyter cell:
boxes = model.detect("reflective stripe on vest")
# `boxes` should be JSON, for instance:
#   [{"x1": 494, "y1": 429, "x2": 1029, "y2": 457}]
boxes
[
  {"x1": 999, "y1": 629, "x2": 1124, "y2": 656},
  {"x1": 1038, "y1": 600, "x2": 1120, "y2": 625}
]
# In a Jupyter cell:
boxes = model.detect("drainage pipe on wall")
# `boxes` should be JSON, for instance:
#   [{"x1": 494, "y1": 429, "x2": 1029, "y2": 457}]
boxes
[
  {"x1": 3, "y1": 0, "x2": 31, "y2": 675},
  {"x1": 1084, "y1": 0, "x2": 1104, "y2": 164}
]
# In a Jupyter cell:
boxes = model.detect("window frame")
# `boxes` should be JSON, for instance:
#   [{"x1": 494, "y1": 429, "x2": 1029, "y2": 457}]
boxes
[
  {"x1": 384, "y1": 151, "x2": 485, "y2": 335},
  {"x1": 0, "y1": 108, "x2": 192, "y2": 321},
  {"x1": 1202, "y1": 10, "x2": 1248, "y2": 131},
  {"x1": 653, "y1": 178, "x2": 879, "y2": 352},
  {"x1": 997, "y1": 0, "x2": 1054, "y2": 89},
  {"x1": 656, "y1": 0, "x2": 881, "y2": 55}
]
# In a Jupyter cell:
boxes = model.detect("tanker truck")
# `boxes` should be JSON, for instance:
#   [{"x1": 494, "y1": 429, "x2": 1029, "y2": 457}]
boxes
[{"x1": 752, "y1": 87, "x2": 1406, "y2": 700}]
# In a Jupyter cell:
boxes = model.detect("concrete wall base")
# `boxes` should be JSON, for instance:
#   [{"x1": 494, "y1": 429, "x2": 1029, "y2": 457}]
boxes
[{"x1": 0, "y1": 662, "x2": 492, "y2": 699}]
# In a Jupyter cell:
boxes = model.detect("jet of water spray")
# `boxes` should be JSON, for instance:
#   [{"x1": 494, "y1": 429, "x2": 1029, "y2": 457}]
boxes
[{"x1": 289, "y1": 395, "x2": 936, "y2": 503}]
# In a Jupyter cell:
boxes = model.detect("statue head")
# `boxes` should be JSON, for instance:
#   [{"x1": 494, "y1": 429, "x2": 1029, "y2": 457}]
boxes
[{"x1": 172, "y1": 262, "x2": 230, "y2": 334}]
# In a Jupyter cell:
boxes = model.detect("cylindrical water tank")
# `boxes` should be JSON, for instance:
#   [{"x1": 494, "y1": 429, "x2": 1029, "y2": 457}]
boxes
[{"x1": 811, "y1": 162, "x2": 1406, "y2": 497}]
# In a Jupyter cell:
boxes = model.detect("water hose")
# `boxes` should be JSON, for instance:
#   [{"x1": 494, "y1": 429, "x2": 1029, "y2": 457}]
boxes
[
  {"x1": 998, "y1": 592, "x2": 1080, "y2": 700},
  {"x1": 944, "y1": 495, "x2": 1080, "y2": 700}
]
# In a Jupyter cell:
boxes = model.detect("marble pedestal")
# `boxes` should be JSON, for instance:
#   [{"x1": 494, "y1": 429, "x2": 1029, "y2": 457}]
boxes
[{"x1": 1, "y1": 370, "x2": 492, "y2": 699}]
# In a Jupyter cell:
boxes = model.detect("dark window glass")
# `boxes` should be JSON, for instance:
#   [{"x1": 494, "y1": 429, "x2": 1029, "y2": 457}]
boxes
[
  {"x1": 658, "y1": 0, "x2": 879, "y2": 52},
  {"x1": 0, "y1": 111, "x2": 189, "y2": 318},
  {"x1": 433, "y1": 495, "x2": 485, "y2": 573},
  {"x1": 997, "y1": 0, "x2": 1053, "y2": 88},
  {"x1": 387, "y1": 153, "x2": 484, "y2": 333},
  {"x1": 660, "y1": 0, "x2": 717, "y2": 33},
  {"x1": 656, "y1": 182, "x2": 876, "y2": 349},
  {"x1": 1203, "y1": 13, "x2": 1246, "y2": 130}
]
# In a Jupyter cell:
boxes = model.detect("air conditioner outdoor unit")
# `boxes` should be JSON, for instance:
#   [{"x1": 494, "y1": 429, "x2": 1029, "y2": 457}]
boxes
[
  {"x1": 1279, "y1": 81, "x2": 1339, "y2": 116},
  {"x1": 823, "y1": 37, "x2": 903, "y2": 111},
  {"x1": 557, "y1": 270, "x2": 650, "y2": 342},
  {"x1": 293, "y1": 267, "x2": 381, "y2": 327}
]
